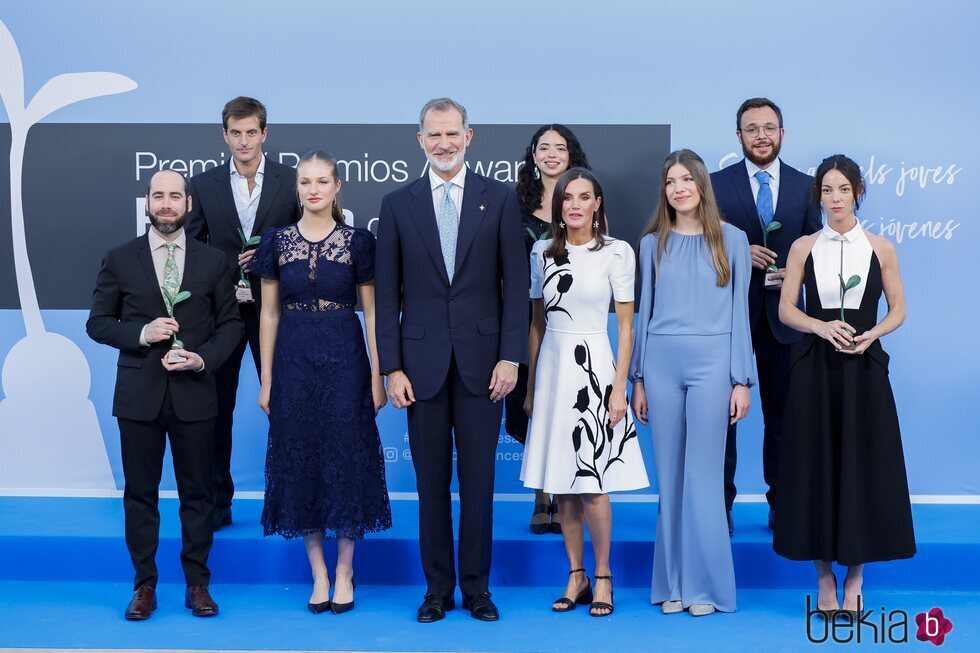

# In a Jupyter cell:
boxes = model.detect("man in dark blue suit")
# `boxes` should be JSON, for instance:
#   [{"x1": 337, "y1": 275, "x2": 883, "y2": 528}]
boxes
[
  {"x1": 375, "y1": 98, "x2": 528, "y2": 623},
  {"x1": 710, "y1": 98, "x2": 822, "y2": 534},
  {"x1": 185, "y1": 97, "x2": 301, "y2": 531}
]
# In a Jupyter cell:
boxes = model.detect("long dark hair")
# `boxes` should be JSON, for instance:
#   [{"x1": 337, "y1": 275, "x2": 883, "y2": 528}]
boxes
[
  {"x1": 642, "y1": 149, "x2": 730, "y2": 287},
  {"x1": 544, "y1": 167, "x2": 608, "y2": 260},
  {"x1": 812, "y1": 154, "x2": 866, "y2": 212},
  {"x1": 297, "y1": 150, "x2": 345, "y2": 223},
  {"x1": 516, "y1": 124, "x2": 590, "y2": 214}
]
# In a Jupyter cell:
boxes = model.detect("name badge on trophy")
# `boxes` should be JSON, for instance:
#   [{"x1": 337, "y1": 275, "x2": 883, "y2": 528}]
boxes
[
  {"x1": 761, "y1": 218, "x2": 783, "y2": 289},
  {"x1": 237, "y1": 228, "x2": 262, "y2": 303},
  {"x1": 162, "y1": 288, "x2": 192, "y2": 363}
]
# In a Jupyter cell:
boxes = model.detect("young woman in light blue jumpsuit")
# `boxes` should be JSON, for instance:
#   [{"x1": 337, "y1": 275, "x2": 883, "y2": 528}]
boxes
[{"x1": 629, "y1": 150, "x2": 755, "y2": 615}]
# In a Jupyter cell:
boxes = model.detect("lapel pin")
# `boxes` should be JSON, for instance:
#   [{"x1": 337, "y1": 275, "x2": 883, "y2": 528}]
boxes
[{"x1": 479, "y1": 204, "x2": 486, "y2": 212}]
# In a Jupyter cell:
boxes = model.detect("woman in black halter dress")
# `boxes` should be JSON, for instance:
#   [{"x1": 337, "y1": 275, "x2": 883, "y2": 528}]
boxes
[
  {"x1": 773, "y1": 155, "x2": 915, "y2": 619},
  {"x1": 508, "y1": 125, "x2": 591, "y2": 534}
]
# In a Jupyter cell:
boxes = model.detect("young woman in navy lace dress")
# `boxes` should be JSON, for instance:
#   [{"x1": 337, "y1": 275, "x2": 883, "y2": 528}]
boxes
[{"x1": 254, "y1": 151, "x2": 391, "y2": 614}]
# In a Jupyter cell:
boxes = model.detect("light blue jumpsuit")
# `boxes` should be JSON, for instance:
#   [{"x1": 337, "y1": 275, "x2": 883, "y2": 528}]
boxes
[{"x1": 629, "y1": 223, "x2": 755, "y2": 612}]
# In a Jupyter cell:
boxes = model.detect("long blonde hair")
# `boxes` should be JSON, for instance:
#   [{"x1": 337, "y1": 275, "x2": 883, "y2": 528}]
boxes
[{"x1": 642, "y1": 149, "x2": 730, "y2": 287}]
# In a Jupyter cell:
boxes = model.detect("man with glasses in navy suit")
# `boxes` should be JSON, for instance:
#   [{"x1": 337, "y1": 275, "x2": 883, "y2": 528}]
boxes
[{"x1": 710, "y1": 98, "x2": 823, "y2": 535}]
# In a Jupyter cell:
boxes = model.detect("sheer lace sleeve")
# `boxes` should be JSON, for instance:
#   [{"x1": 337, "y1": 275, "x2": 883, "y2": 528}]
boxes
[{"x1": 251, "y1": 228, "x2": 280, "y2": 280}]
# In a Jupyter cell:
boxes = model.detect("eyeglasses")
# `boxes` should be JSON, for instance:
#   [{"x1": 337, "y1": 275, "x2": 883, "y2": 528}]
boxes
[{"x1": 739, "y1": 124, "x2": 780, "y2": 138}]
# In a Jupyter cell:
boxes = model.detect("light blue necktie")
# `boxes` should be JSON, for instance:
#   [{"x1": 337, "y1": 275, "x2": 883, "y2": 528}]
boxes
[
  {"x1": 755, "y1": 170, "x2": 774, "y2": 227},
  {"x1": 437, "y1": 182, "x2": 459, "y2": 281}
]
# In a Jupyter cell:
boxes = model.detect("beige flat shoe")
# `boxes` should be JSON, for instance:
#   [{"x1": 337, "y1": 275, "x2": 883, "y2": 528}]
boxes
[
  {"x1": 689, "y1": 603, "x2": 716, "y2": 617},
  {"x1": 661, "y1": 600, "x2": 683, "y2": 614}
]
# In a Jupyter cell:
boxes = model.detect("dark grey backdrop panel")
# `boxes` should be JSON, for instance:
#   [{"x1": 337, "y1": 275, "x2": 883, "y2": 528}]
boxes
[{"x1": 1, "y1": 124, "x2": 669, "y2": 309}]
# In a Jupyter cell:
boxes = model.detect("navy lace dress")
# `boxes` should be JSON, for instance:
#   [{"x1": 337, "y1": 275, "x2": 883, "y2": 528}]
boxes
[{"x1": 252, "y1": 223, "x2": 392, "y2": 540}]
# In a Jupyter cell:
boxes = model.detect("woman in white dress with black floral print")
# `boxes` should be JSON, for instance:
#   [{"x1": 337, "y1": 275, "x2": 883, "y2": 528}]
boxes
[{"x1": 521, "y1": 168, "x2": 648, "y2": 617}]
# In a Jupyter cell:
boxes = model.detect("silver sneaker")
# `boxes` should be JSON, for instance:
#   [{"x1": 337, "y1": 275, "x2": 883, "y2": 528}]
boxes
[
  {"x1": 689, "y1": 603, "x2": 716, "y2": 617},
  {"x1": 661, "y1": 600, "x2": 683, "y2": 614}
]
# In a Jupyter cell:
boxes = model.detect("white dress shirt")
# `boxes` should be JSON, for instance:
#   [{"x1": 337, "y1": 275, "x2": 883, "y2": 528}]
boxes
[
  {"x1": 230, "y1": 155, "x2": 265, "y2": 238},
  {"x1": 746, "y1": 156, "x2": 782, "y2": 212},
  {"x1": 428, "y1": 164, "x2": 466, "y2": 217},
  {"x1": 139, "y1": 228, "x2": 204, "y2": 370},
  {"x1": 810, "y1": 222, "x2": 872, "y2": 310}
]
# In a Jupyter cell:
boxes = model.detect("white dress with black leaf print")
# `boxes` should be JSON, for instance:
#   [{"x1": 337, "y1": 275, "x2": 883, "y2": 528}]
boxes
[{"x1": 520, "y1": 237, "x2": 649, "y2": 494}]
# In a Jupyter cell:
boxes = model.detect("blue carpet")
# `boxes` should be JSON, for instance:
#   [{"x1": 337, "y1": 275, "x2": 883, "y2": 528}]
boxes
[
  {"x1": 1, "y1": 498, "x2": 978, "y2": 590},
  {"x1": 0, "y1": 582, "x2": 976, "y2": 651}
]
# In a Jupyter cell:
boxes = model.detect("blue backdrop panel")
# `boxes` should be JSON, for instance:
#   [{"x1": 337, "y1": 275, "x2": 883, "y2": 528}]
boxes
[{"x1": 0, "y1": 0, "x2": 978, "y2": 496}]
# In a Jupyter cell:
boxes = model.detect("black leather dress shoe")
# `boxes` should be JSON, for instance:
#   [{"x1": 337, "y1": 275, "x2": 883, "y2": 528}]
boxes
[
  {"x1": 125, "y1": 585, "x2": 157, "y2": 620},
  {"x1": 462, "y1": 591, "x2": 499, "y2": 621},
  {"x1": 185, "y1": 585, "x2": 219, "y2": 617},
  {"x1": 417, "y1": 593, "x2": 455, "y2": 623},
  {"x1": 211, "y1": 506, "x2": 233, "y2": 532}
]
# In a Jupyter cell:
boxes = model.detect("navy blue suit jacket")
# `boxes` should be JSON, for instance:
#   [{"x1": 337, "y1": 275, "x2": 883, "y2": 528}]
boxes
[
  {"x1": 375, "y1": 168, "x2": 529, "y2": 400},
  {"x1": 710, "y1": 159, "x2": 822, "y2": 344},
  {"x1": 185, "y1": 156, "x2": 301, "y2": 287}
]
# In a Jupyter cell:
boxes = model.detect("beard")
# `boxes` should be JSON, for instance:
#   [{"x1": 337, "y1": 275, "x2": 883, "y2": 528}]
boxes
[
  {"x1": 426, "y1": 145, "x2": 466, "y2": 173},
  {"x1": 742, "y1": 137, "x2": 782, "y2": 167},
  {"x1": 149, "y1": 211, "x2": 187, "y2": 234}
]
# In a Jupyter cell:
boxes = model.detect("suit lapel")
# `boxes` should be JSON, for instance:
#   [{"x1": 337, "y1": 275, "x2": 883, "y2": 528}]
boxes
[
  {"x1": 253, "y1": 156, "x2": 280, "y2": 236},
  {"x1": 182, "y1": 238, "x2": 199, "y2": 293},
  {"x1": 453, "y1": 169, "x2": 486, "y2": 280},
  {"x1": 211, "y1": 162, "x2": 242, "y2": 238},
  {"x1": 137, "y1": 235, "x2": 169, "y2": 315},
  {"x1": 733, "y1": 159, "x2": 764, "y2": 243},
  {"x1": 771, "y1": 162, "x2": 795, "y2": 231},
  {"x1": 408, "y1": 176, "x2": 450, "y2": 285}
]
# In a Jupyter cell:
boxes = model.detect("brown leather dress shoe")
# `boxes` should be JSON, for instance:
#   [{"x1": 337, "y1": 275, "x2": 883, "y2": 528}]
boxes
[
  {"x1": 125, "y1": 585, "x2": 157, "y2": 620},
  {"x1": 184, "y1": 585, "x2": 219, "y2": 617}
]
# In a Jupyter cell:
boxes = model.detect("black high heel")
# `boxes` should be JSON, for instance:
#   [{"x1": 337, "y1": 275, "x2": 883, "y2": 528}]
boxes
[
  {"x1": 549, "y1": 500, "x2": 562, "y2": 534},
  {"x1": 308, "y1": 599, "x2": 331, "y2": 614},
  {"x1": 590, "y1": 575, "x2": 614, "y2": 617},
  {"x1": 552, "y1": 568, "x2": 592, "y2": 612},
  {"x1": 331, "y1": 578, "x2": 356, "y2": 614},
  {"x1": 817, "y1": 574, "x2": 839, "y2": 620},
  {"x1": 529, "y1": 502, "x2": 551, "y2": 535}
]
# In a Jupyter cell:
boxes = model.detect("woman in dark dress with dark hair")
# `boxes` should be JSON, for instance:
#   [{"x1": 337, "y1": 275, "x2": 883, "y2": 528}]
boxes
[
  {"x1": 773, "y1": 154, "x2": 915, "y2": 620},
  {"x1": 255, "y1": 150, "x2": 392, "y2": 615},
  {"x1": 509, "y1": 124, "x2": 591, "y2": 534}
]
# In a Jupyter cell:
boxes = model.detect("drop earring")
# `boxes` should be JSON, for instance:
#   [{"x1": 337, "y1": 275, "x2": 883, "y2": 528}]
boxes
[
  {"x1": 559, "y1": 221, "x2": 566, "y2": 229},
  {"x1": 533, "y1": 165, "x2": 540, "y2": 180}
]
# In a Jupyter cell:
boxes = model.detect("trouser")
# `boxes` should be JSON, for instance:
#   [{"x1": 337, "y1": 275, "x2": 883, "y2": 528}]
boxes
[
  {"x1": 724, "y1": 314, "x2": 792, "y2": 510},
  {"x1": 407, "y1": 356, "x2": 502, "y2": 597},
  {"x1": 646, "y1": 334, "x2": 736, "y2": 612},
  {"x1": 118, "y1": 387, "x2": 215, "y2": 589},
  {"x1": 212, "y1": 301, "x2": 261, "y2": 511}
]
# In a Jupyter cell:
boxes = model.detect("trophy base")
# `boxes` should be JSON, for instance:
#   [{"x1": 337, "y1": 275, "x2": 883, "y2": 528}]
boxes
[
  {"x1": 235, "y1": 285, "x2": 254, "y2": 303},
  {"x1": 166, "y1": 350, "x2": 188, "y2": 364}
]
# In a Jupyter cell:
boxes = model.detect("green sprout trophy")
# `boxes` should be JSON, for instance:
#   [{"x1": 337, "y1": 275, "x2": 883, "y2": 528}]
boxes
[
  {"x1": 838, "y1": 273, "x2": 861, "y2": 351},
  {"x1": 236, "y1": 228, "x2": 262, "y2": 303},
  {"x1": 761, "y1": 217, "x2": 782, "y2": 288},
  {"x1": 162, "y1": 288, "x2": 192, "y2": 363}
]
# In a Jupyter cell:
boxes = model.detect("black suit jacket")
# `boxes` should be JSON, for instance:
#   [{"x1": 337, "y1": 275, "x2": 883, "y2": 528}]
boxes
[
  {"x1": 710, "y1": 159, "x2": 823, "y2": 344},
  {"x1": 375, "y1": 169, "x2": 529, "y2": 400},
  {"x1": 185, "y1": 156, "x2": 301, "y2": 287},
  {"x1": 86, "y1": 235, "x2": 244, "y2": 422}
]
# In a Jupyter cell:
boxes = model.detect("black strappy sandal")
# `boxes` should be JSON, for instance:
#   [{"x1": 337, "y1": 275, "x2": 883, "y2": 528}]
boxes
[
  {"x1": 590, "y1": 574, "x2": 614, "y2": 617},
  {"x1": 552, "y1": 568, "x2": 593, "y2": 612}
]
